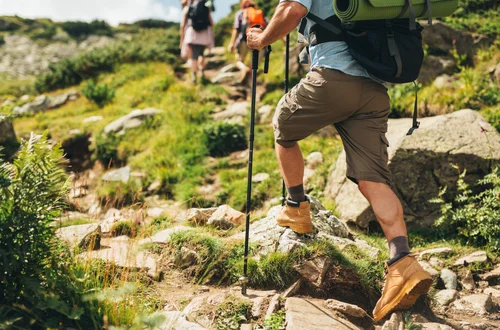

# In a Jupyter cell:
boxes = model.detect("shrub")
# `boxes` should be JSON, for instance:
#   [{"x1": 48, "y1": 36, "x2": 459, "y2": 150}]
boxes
[
  {"x1": 132, "y1": 19, "x2": 177, "y2": 29},
  {"x1": 0, "y1": 133, "x2": 101, "y2": 328},
  {"x1": 111, "y1": 220, "x2": 139, "y2": 238},
  {"x1": 203, "y1": 122, "x2": 247, "y2": 157},
  {"x1": 82, "y1": 80, "x2": 115, "y2": 108},
  {"x1": 432, "y1": 166, "x2": 500, "y2": 251},
  {"x1": 60, "y1": 20, "x2": 113, "y2": 38},
  {"x1": 458, "y1": 0, "x2": 499, "y2": 13},
  {"x1": 0, "y1": 35, "x2": 4, "y2": 46},
  {"x1": 29, "y1": 24, "x2": 56, "y2": 40},
  {"x1": 94, "y1": 133, "x2": 122, "y2": 167}
]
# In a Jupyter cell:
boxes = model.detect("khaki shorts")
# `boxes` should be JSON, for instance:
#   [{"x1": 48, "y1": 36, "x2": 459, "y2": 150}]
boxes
[
  {"x1": 236, "y1": 42, "x2": 250, "y2": 62},
  {"x1": 273, "y1": 67, "x2": 392, "y2": 185}
]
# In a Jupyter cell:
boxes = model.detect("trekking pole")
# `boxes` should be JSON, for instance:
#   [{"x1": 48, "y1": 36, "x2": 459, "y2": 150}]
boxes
[
  {"x1": 281, "y1": 34, "x2": 290, "y2": 206},
  {"x1": 241, "y1": 42, "x2": 271, "y2": 296}
]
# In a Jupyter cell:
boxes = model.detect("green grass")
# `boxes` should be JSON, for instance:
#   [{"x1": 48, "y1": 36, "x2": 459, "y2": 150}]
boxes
[{"x1": 56, "y1": 216, "x2": 96, "y2": 228}]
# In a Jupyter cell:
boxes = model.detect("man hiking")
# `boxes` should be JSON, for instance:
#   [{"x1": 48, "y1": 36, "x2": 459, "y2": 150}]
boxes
[{"x1": 246, "y1": 0, "x2": 433, "y2": 322}]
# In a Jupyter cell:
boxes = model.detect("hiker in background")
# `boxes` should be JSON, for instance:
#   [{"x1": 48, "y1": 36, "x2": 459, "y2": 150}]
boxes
[
  {"x1": 180, "y1": 0, "x2": 192, "y2": 63},
  {"x1": 228, "y1": 0, "x2": 267, "y2": 85},
  {"x1": 181, "y1": 0, "x2": 215, "y2": 83},
  {"x1": 247, "y1": 0, "x2": 433, "y2": 322}
]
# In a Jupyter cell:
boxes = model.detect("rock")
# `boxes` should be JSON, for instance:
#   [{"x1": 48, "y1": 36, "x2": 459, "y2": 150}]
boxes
[
  {"x1": 231, "y1": 196, "x2": 350, "y2": 255},
  {"x1": 285, "y1": 297, "x2": 359, "y2": 330},
  {"x1": 183, "y1": 293, "x2": 227, "y2": 328},
  {"x1": 480, "y1": 265, "x2": 500, "y2": 281},
  {"x1": 104, "y1": 108, "x2": 161, "y2": 135},
  {"x1": 83, "y1": 115, "x2": 103, "y2": 124},
  {"x1": 419, "y1": 261, "x2": 440, "y2": 278},
  {"x1": 324, "y1": 299, "x2": 369, "y2": 319},
  {"x1": 282, "y1": 280, "x2": 302, "y2": 298},
  {"x1": 147, "y1": 207, "x2": 165, "y2": 218},
  {"x1": 428, "y1": 257, "x2": 445, "y2": 269},
  {"x1": 212, "y1": 71, "x2": 240, "y2": 84},
  {"x1": 104, "y1": 208, "x2": 122, "y2": 223},
  {"x1": 419, "y1": 323, "x2": 455, "y2": 330},
  {"x1": 56, "y1": 224, "x2": 101, "y2": 248},
  {"x1": 80, "y1": 238, "x2": 160, "y2": 279},
  {"x1": 453, "y1": 294, "x2": 496, "y2": 315},
  {"x1": 419, "y1": 55, "x2": 456, "y2": 85},
  {"x1": 382, "y1": 312, "x2": 404, "y2": 330},
  {"x1": 186, "y1": 207, "x2": 218, "y2": 225},
  {"x1": 493, "y1": 64, "x2": 500, "y2": 87},
  {"x1": 441, "y1": 268, "x2": 458, "y2": 290},
  {"x1": 1, "y1": 99, "x2": 14, "y2": 107},
  {"x1": 252, "y1": 296, "x2": 265, "y2": 318},
  {"x1": 265, "y1": 294, "x2": 281, "y2": 319},
  {"x1": 294, "y1": 256, "x2": 331, "y2": 288},
  {"x1": 433, "y1": 74, "x2": 456, "y2": 89},
  {"x1": 208, "y1": 47, "x2": 225, "y2": 57},
  {"x1": 219, "y1": 63, "x2": 238, "y2": 73},
  {"x1": 454, "y1": 251, "x2": 488, "y2": 266},
  {"x1": 207, "y1": 205, "x2": 245, "y2": 227},
  {"x1": 484, "y1": 287, "x2": 500, "y2": 299},
  {"x1": 212, "y1": 101, "x2": 249, "y2": 122},
  {"x1": 102, "y1": 166, "x2": 131, "y2": 184},
  {"x1": 47, "y1": 91, "x2": 77, "y2": 109},
  {"x1": 139, "y1": 226, "x2": 193, "y2": 245},
  {"x1": 13, "y1": 95, "x2": 49, "y2": 116},
  {"x1": 434, "y1": 289, "x2": 459, "y2": 307},
  {"x1": 204, "y1": 56, "x2": 225, "y2": 70},
  {"x1": 20, "y1": 95, "x2": 30, "y2": 102},
  {"x1": 0, "y1": 115, "x2": 17, "y2": 156},
  {"x1": 326, "y1": 110, "x2": 500, "y2": 229},
  {"x1": 78, "y1": 225, "x2": 102, "y2": 251},
  {"x1": 419, "y1": 247, "x2": 452, "y2": 258},
  {"x1": 252, "y1": 173, "x2": 270, "y2": 183},
  {"x1": 174, "y1": 247, "x2": 199, "y2": 268},
  {"x1": 147, "y1": 179, "x2": 162, "y2": 192},
  {"x1": 306, "y1": 152, "x2": 323, "y2": 169},
  {"x1": 258, "y1": 104, "x2": 274, "y2": 124},
  {"x1": 462, "y1": 270, "x2": 476, "y2": 291},
  {"x1": 155, "y1": 311, "x2": 206, "y2": 330}
]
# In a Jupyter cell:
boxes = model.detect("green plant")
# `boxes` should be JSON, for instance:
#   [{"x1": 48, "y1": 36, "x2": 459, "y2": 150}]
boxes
[
  {"x1": 94, "y1": 133, "x2": 123, "y2": 167},
  {"x1": 82, "y1": 80, "x2": 116, "y2": 108},
  {"x1": 0, "y1": 133, "x2": 101, "y2": 328},
  {"x1": 432, "y1": 166, "x2": 500, "y2": 251},
  {"x1": 111, "y1": 220, "x2": 139, "y2": 238},
  {"x1": 203, "y1": 122, "x2": 248, "y2": 157},
  {"x1": 29, "y1": 24, "x2": 56, "y2": 40},
  {"x1": 60, "y1": 20, "x2": 113, "y2": 38},
  {"x1": 214, "y1": 298, "x2": 252, "y2": 330},
  {"x1": 262, "y1": 310, "x2": 286, "y2": 330}
]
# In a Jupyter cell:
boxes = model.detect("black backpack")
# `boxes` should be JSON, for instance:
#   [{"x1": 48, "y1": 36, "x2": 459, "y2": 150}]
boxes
[
  {"x1": 301, "y1": 14, "x2": 424, "y2": 135},
  {"x1": 188, "y1": 0, "x2": 210, "y2": 32}
]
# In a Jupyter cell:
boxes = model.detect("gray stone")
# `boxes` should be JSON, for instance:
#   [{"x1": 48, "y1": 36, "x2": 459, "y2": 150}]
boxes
[
  {"x1": 207, "y1": 205, "x2": 245, "y2": 227},
  {"x1": 258, "y1": 104, "x2": 275, "y2": 124},
  {"x1": 174, "y1": 247, "x2": 199, "y2": 269},
  {"x1": 480, "y1": 265, "x2": 500, "y2": 281},
  {"x1": 419, "y1": 261, "x2": 440, "y2": 278},
  {"x1": 326, "y1": 110, "x2": 500, "y2": 229},
  {"x1": 47, "y1": 92, "x2": 75, "y2": 109},
  {"x1": 382, "y1": 312, "x2": 404, "y2": 330},
  {"x1": 493, "y1": 64, "x2": 500, "y2": 87},
  {"x1": 294, "y1": 256, "x2": 331, "y2": 288},
  {"x1": 454, "y1": 251, "x2": 488, "y2": 266},
  {"x1": 56, "y1": 224, "x2": 100, "y2": 248},
  {"x1": 139, "y1": 226, "x2": 193, "y2": 245},
  {"x1": 265, "y1": 294, "x2": 281, "y2": 319},
  {"x1": 433, "y1": 74, "x2": 455, "y2": 89},
  {"x1": 434, "y1": 289, "x2": 459, "y2": 307},
  {"x1": 102, "y1": 166, "x2": 131, "y2": 184},
  {"x1": 13, "y1": 95, "x2": 48, "y2": 116},
  {"x1": 155, "y1": 311, "x2": 206, "y2": 330},
  {"x1": 219, "y1": 63, "x2": 238, "y2": 73},
  {"x1": 252, "y1": 296, "x2": 265, "y2": 319},
  {"x1": 419, "y1": 323, "x2": 455, "y2": 330},
  {"x1": 212, "y1": 101, "x2": 249, "y2": 122},
  {"x1": 186, "y1": 207, "x2": 218, "y2": 225},
  {"x1": 429, "y1": 257, "x2": 445, "y2": 269},
  {"x1": 306, "y1": 152, "x2": 323, "y2": 169},
  {"x1": 419, "y1": 55, "x2": 456, "y2": 85},
  {"x1": 441, "y1": 268, "x2": 458, "y2": 290},
  {"x1": 419, "y1": 247, "x2": 452, "y2": 258},
  {"x1": 212, "y1": 71, "x2": 240, "y2": 84},
  {"x1": 252, "y1": 172, "x2": 270, "y2": 183},
  {"x1": 324, "y1": 299, "x2": 369, "y2": 319},
  {"x1": 285, "y1": 297, "x2": 360, "y2": 330},
  {"x1": 461, "y1": 270, "x2": 476, "y2": 291},
  {"x1": 104, "y1": 108, "x2": 161, "y2": 135},
  {"x1": 453, "y1": 294, "x2": 496, "y2": 315},
  {"x1": 20, "y1": 95, "x2": 30, "y2": 102},
  {"x1": 83, "y1": 115, "x2": 103, "y2": 124},
  {"x1": 484, "y1": 287, "x2": 500, "y2": 299},
  {"x1": 282, "y1": 280, "x2": 302, "y2": 298}
]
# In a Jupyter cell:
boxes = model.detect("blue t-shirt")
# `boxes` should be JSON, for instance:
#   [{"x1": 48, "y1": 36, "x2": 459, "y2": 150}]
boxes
[{"x1": 280, "y1": 0, "x2": 381, "y2": 82}]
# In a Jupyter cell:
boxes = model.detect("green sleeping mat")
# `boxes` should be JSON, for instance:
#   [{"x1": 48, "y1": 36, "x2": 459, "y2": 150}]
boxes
[{"x1": 333, "y1": 0, "x2": 458, "y2": 22}]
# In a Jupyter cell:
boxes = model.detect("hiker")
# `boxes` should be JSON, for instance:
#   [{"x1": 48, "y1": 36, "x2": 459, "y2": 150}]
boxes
[
  {"x1": 246, "y1": 0, "x2": 433, "y2": 322},
  {"x1": 181, "y1": 0, "x2": 215, "y2": 83},
  {"x1": 228, "y1": 0, "x2": 267, "y2": 85},
  {"x1": 180, "y1": 0, "x2": 192, "y2": 62}
]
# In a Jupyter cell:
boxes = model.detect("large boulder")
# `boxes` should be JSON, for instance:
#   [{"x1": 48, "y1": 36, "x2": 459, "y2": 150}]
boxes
[
  {"x1": 0, "y1": 115, "x2": 18, "y2": 157},
  {"x1": 326, "y1": 110, "x2": 500, "y2": 229},
  {"x1": 13, "y1": 95, "x2": 49, "y2": 116},
  {"x1": 104, "y1": 108, "x2": 161, "y2": 135}
]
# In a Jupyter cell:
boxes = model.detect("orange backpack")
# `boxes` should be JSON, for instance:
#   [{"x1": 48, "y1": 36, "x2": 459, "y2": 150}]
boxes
[{"x1": 243, "y1": 6, "x2": 267, "y2": 33}]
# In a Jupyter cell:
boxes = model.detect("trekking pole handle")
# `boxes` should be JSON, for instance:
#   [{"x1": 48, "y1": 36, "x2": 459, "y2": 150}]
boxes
[{"x1": 252, "y1": 49, "x2": 259, "y2": 70}]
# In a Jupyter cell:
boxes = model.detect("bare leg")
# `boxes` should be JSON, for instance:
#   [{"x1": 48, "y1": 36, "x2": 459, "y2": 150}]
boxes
[
  {"x1": 275, "y1": 143, "x2": 304, "y2": 188},
  {"x1": 198, "y1": 56, "x2": 205, "y2": 71},
  {"x1": 191, "y1": 59, "x2": 198, "y2": 83},
  {"x1": 358, "y1": 181, "x2": 407, "y2": 242},
  {"x1": 235, "y1": 60, "x2": 250, "y2": 82}
]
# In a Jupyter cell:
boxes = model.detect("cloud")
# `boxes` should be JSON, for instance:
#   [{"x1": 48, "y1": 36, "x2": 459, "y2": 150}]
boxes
[{"x1": 0, "y1": 0, "x2": 183, "y2": 25}]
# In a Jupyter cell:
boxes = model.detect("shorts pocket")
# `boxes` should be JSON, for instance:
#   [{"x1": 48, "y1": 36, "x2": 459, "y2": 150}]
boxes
[
  {"x1": 304, "y1": 68, "x2": 328, "y2": 87},
  {"x1": 277, "y1": 86, "x2": 300, "y2": 121},
  {"x1": 380, "y1": 134, "x2": 389, "y2": 163}
]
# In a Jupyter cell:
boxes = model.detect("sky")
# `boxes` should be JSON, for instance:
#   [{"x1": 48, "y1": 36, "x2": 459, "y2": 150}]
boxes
[{"x1": 0, "y1": 0, "x2": 238, "y2": 25}]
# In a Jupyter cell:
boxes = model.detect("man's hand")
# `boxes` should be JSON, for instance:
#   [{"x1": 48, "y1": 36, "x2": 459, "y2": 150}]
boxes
[{"x1": 246, "y1": 28, "x2": 264, "y2": 50}]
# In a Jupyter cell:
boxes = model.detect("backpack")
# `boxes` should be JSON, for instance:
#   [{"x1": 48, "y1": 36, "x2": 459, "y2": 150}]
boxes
[
  {"x1": 241, "y1": 7, "x2": 267, "y2": 40},
  {"x1": 188, "y1": 0, "x2": 210, "y2": 32},
  {"x1": 300, "y1": 0, "x2": 457, "y2": 135}
]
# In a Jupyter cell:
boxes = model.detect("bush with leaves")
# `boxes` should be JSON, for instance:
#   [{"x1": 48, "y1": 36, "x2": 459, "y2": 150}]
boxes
[
  {"x1": 60, "y1": 20, "x2": 113, "y2": 38},
  {"x1": 203, "y1": 122, "x2": 247, "y2": 157},
  {"x1": 432, "y1": 166, "x2": 500, "y2": 251},
  {"x1": 82, "y1": 80, "x2": 115, "y2": 108},
  {"x1": 0, "y1": 133, "x2": 101, "y2": 328}
]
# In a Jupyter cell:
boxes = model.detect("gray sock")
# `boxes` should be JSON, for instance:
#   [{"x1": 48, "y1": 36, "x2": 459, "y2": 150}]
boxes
[
  {"x1": 287, "y1": 184, "x2": 305, "y2": 203},
  {"x1": 388, "y1": 236, "x2": 410, "y2": 259}
]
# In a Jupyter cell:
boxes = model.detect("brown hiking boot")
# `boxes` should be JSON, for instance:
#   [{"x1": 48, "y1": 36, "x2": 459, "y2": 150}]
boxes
[
  {"x1": 276, "y1": 198, "x2": 313, "y2": 234},
  {"x1": 373, "y1": 254, "x2": 433, "y2": 322}
]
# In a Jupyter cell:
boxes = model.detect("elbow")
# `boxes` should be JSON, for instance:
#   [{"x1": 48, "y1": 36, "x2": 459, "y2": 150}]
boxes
[{"x1": 282, "y1": 3, "x2": 308, "y2": 23}]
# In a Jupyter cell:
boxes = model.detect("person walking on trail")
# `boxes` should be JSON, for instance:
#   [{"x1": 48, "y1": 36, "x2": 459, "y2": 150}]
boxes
[
  {"x1": 246, "y1": 0, "x2": 433, "y2": 322},
  {"x1": 228, "y1": 0, "x2": 267, "y2": 85},
  {"x1": 181, "y1": 0, "x2": 215, "y2": 83}
]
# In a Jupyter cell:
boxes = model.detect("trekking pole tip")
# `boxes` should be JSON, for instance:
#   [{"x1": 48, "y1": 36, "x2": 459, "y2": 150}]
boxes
[{"x1": 239, "y1": 276, "x2": 249, "y2": 295}]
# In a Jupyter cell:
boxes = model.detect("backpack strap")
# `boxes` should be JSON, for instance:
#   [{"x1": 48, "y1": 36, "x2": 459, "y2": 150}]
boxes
[
  {"x1": 304, "y1": 13, "x2": 343, "y2": 36},
  {"x1": 386, "y1": 21, "x2": 403, "y2": 79},
  {"x1": 407, "y1": 81, "x2": 420, "y2": 136},
  {"x1": 421, "y1": 0, "x2": 433, "y2": 25}
]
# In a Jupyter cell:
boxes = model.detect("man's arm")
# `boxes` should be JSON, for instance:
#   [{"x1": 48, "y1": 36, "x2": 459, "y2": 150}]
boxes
[{"x1": 247, "y1": 1, "x2": 307, "y2": 50}]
